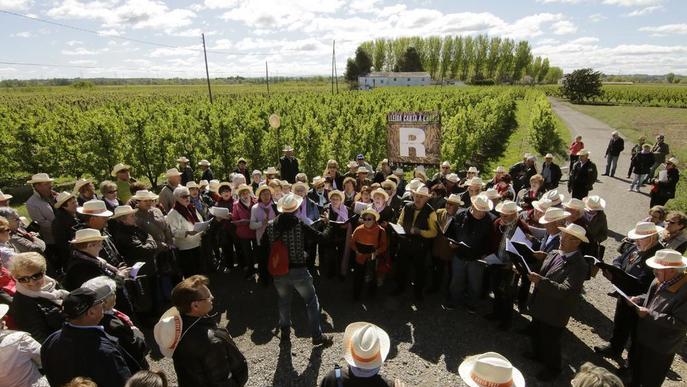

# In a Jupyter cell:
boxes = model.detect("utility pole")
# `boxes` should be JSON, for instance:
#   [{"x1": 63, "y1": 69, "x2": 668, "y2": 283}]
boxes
[
  {"x1": 333, "y1": 40, "x2": 338, "y2": 93},
  {"x1": 265, "y1": 61, "x2": 270, "y2": 95},
  {"x1": 331, "y1": 40, "x2": 335, "y2": 95},
  {"x1": 202, "y1": 33, "x2": 213, "y2": 104}
]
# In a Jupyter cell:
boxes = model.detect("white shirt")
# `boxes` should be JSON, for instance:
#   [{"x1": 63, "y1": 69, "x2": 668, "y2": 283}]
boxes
[{"x1": 0, "y1": 330, "x2": 50, "y2": 387}]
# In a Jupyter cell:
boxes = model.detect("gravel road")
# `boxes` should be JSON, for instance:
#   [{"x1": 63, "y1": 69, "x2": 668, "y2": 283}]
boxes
[{"x1": 142, "y1": 99, "x2": 686, "y2": 386}]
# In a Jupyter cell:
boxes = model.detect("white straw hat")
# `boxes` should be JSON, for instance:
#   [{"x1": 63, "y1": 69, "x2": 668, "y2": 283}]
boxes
[
  {"x1": 467, "y1": 177, "x2": 484, "y2": 187},
  {"x1": 154, "y1": 307, "x2": 183, "y2": 358},
  {"x1": 405, "y1": 179, "x2": 423, "y2": 192},
  {"x1": 208, "y1": 180, "x2": 221, "y2": 193},
  {"x1": 166, "y1": 168, "x2": 182, "y2": 178},
  {"x1": 447, "y1": 193, "x2": 464, "y2": 206},
  {"x1": 236, "y1": 183, "x2": 253, "y2": 195},
  {"x1": 583, "y1": 195, "x2": 606, "y2": 211},
  {"x1": 264, "y1": 166, "x2": 278, "y2": 175},
  {"x1": 357, "y1": 167, "x2": 370, "y2": 174},
  {"x1": 538, "y1": 207, "x2": 571, "y2": 224},
  {"x1": 360, "y1": 208, "x2": 380, "y2": 222},
  {"x1": 177, "y1": 156, "x2": 189, "y2": 163},
  {"x1": 446, "y1": 173, "x2": 459, "y2": 183},
  {"x1": 110, "y1": 163, "x2": 130, "y2": 177},
  {"x1": 471, "y1": 194, "x2": 494, "y2": 212},
  {"x1": 186, "y1": 181, "x2": 199, "y2": 189},
  {"x1": 27, "y1": 173, "x2": 54, "y2": 184},
  {"x1": 77, "y1": 199, "x2": 113, "y2": 217},
  {"x1": 328, "y1": 190, "x2": 345, "y2": 201},
  {"x1": 563, "y1": 198, "x2": 585, "y2": 211},
  {"x1": 543, "y1": 189, "x2": 564, "y2": 206},
  {"x1": 277, "y1": 193, "x2": 303, "y2": 213},
  {"x1": 459, "y1": 352, "x2": 525, "y2": 387},
  {"x1": 467, "y1": 166, "x2": 479, "y2": 174},
  {"x1": 493, "y1": 166, "x2": 506, "y2": 173},
  {"x1": 54, "y1": 191, "x2": 75, "y2": 209},
  {"x1": 70, "y1": 228, "x2": 108, "y2": 244},
  {"x1": 132, "y1": 190, "x2": 159, "y2": 201},
  {"x1": 627, "y1": 221, "x2": 664, "y2": 240},
  {"x1": 412, "y1": 184, "x2": 431, "y2": 197},
  {"x1": 483, "y1": 188, "x2": 500, "y2": 200},
  {"x1": 495, "y1": 200, "x2": 521, "y2": 215},
  {"x1": 0, "y1": 190, "x2": 12, "y2": 202},
  {"x1": 646, "y1": 249, "x2": 687, "y2": 270},
  {"x1": 73, "y1": 179, "x2": 91, "y2": 194},
  {"x1": 371, "y1": 188, "x2": 389, "y2": 202},
  {"x1": 343, "y1": 322, "x2": 390, "y2": 370},
  {"x1": 111, "y1": 205, "x2": 138, "y2": 220},
  {"x1": 532, "y1": 198, "x2": 553, "y2": 213},
  {"x1": 198, "y1": 159, "x2": 211, "y2": 167},
  {"x1": 577, "y1": 149, "x2": 590, "y2": 157},
  {"x1": 557, "y1": 223, "x2": 589, "y2": 243}
]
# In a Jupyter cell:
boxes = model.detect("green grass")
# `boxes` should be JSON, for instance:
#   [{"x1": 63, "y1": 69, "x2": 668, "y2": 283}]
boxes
[{"x1": 568, "y1": 104, "x2": 687, "y2": 212}]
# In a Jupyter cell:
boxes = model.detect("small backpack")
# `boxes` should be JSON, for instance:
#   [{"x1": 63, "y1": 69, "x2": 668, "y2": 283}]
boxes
[{"x1": 268, "y1": 236, "x2": 289, "y2": 276}]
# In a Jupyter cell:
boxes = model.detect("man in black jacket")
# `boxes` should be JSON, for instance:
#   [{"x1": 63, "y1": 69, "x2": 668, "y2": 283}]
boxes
[
  {"x1": 156, "y1": 275, "x2": 248, "y2": 387},
  {"x1": 177, "y1": 156, "x2": 194, "y2": 186},
  {"x1": 279, "y1": 145, "x2": 299, "y2": 183},
  {"x1": 42, "y1": 287, "x2": 140, "y2": 387},
  {"x1": 568, "y1": 149, "x2": 598, "y2": 199},
  {"x1": 603, "y1": 131, "x2": 625, "y2": 177},
  {"x1": 541, "y1": 154, "x2": 562, "y2": 190}
]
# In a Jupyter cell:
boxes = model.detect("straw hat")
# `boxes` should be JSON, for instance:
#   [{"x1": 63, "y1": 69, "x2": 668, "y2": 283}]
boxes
[
  {"x1": 441, "y1": 161, "x2": 451, "y2": 167},
  {"x1": 405, "y1": 179, "x2": 423, "y2": 192},
  {"x1": 446, "y1": 173, "x2": 459, "y2": 184},
  {"x1": 360, "y1": 208, "x2": 380, "y2": 222},
  {"x1": 26, "y1": 173, "x2": 54, "y2": 184},
  {"x1": 132, "y1": 190, "x2": 159, "y2": 201},
  {"x1": 458, "y1": 352, "x2": 525, "y2": 387},
  {"x1": 495, "y1": 200, "x2": 521, "y2": 215},
  {"x1": 483, "y1": 188, "x2": 500, "y2": 200},
  {"x1": 111, "y1": 205, "x2": 137, "y2": 220},
  {"x1": 343, "y1": 322, "x2": 390, "y2": 370},
  {"x1": 467, "y1": 177, "x2": 484, "y2": 187},
  {"x1": 557, "y1": 223, "x2": 589, "y2": 243},
  {"x1": 237, "y1": 157, "x2": 247, "y2": 164},
  {"x1": 282, "y1": 145, "x2": 294, "y2": 152},
  {"x1": 199, "y1": 180, "x2": 209, "y2": 189},
  {"x1": 545, "y1": 153, "x2": 554, "y2": 159},
  {"x1": 583, "y1": 195, "x2": 606, "y2": 211},
  {"x1": 110, "y1": 163, "x2": 130, "y2": 177},
  {"x1": 347, "y1": 161, "x2": 358, "y2": 169},
  {"x1": 532, "y1": 198, "x2": 553, "y2": 213},
  {"x1": 371, "y1": 188, "x2": 389, "y2": 202},
  {"x1": 292, "y1": 182, "x2": 309, "y2": 193},
  {"x1": 471, "y1": 194, "x2": 494, "y2": 211},
  {"x1": 312, "y1": 176, "x2": 326, "y2": 187},
  {"x1": 277, "y1": 193, "x2": 303, "y2": 213},
  {"x1": 646, "y1": 249, "x2": 687, "y2": 270},
  {"x1": 264, "y1": 166, "x2": 278, "y2": 175},
  {"x1": 252, "y1": 169, "x2": 262, "y2": 176},
  {"x1": 467, "y1": 166, "x2": 479, "y2": 174},
  {"x1": 198, "y1": 159, "x2": 211, "y2": 167},
  {"x1": 218, "y1": 182, "x2": 232, "y2": 192},
  {"x1": 387, "y1": 175, "x2": 400, "y2": 184},
  {"x1": 166, "y1": 168, "x2": 182, "y2": 178},
  {"x1": 577, "y1": 149, "x2": 590, "y2": 157},
  {"x1": 186, "y1": 181, "x2": 199, "y2": 189},
  {"x1": 412, "y1": 184, "x2": 430, "y2": 197},
  {"x1": 77, "y1": 199, "x2": 113, "y2": 217},
  {"x1": 414, "y1": 166, "x2": 428, "y2": 180},
  {"x1": 393, "y1": 167, "x2": 404, "y2": 176},
  {"x1": 343, "y1": 177, "x2": 356, "y2": 187},
  {"x1": 73, "y1": 179, "x2": 91, "y2": 194},
  {"x1": 357, "y1": 167, "x2": 370, "y2": 174},
  {"x1": 255, "y1": 185, "x2": 273, "y2": 198},
  {"x1": 0, "y1": 304, "x2": 8, "y2": 321},
  {"x1": 493, "y1": 166, "x2": 506, "y2": 173},
  {"x1": 0, "y1": 190, "x2": 12, "y2": 202},
  {"x1": 208, "y1": 180, "x2": 221, "y2": 193},
  {"x1": 446, "y1": 193, "x2": 464, "y2": 206},
  {"x1": 236, "y1": 183, "x2": 253, "y2": 195},
  {"x1": 543, "y1": 189, "x2": 564, "y2": 206},
  {"x1": 154, "y1": 307, "x2": 183, "y2": 358},
  {"x1": 177, "y1": 156, "x2": 189, "y2": 163},
  {"x1": 667, "y1": 157, "x2": 679, "y2": 166},
  {"x1": 627, "y1": 221, "x2": 664, "y2": 240},
  {"x1": 54, "y1": 191, "x2": 75, "y2": 209},
  {"x1": 381, "y1": 180, "x2": 397, "y2": 191},
  {"x1": 70, "y1": 228, "x2": 108, "y2": 244},
  {"x1": 328, "y1": 190, "x2": 344, "y2": 201},
  {"x1": 209, "y1": 206, "x2": 231, "y2": 220},
  {"x1": 538, "y1": 207, "x2": 571, "y2": 224},
  {"x1": 563, "y1": 198, "x2": 585, "y2": 211}
]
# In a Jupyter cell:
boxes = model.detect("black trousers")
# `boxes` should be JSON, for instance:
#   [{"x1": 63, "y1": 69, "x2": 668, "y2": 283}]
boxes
[
  {"x1": 429, "y1": 256, "x2": 451, "y2": 295},
  {"x1": 569, "y1": 155, "x2": 579, "y2": 174},
  {"x1": 609, "y1": 297, "x2": 638, "y2": 353},
  {"x1": 352, "y1": 261, "x2": 376, "y2": 300},
  {"x1": 649, "y1": 193, "x2": 670, "y2": 208},
  {"x1": 395, "y1": 238, "x2": 429, "y2": 299},
  {"x1": 322, "y1": 238, "x2": 346, "y2": 278},
  {"x1": 571, "y1": 186, "x2": 590, "y2": 200},
  {"x1": 516, "y1": 274, "x2": 531, "y2": 310},
  {"x1": 489, "y1": 265, "x2": 514, "y2": 327},
  {"x1": 629, "y1": 342, "x2": 675, "y2": 387},
  {"x1": 177, "y1": 247, "x2": 202, "y2": 278},
  {"x1": 530, "y1": 319, "x2": 563, "y2": 372}
]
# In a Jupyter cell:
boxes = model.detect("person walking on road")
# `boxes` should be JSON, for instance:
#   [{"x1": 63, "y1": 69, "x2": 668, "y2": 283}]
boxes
[
  {"x1": 645, "y1": 134, "x2": 670, "y2": 184},
  {"x1": 568, "y1": 149, "x2": 598, "y2": 200},
  {"x1": 603, "y1": 131, "x2": 624, "y2": 177}
]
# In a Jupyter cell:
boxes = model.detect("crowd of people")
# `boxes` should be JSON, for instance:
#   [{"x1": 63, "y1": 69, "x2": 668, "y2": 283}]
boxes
[{"x1": 0, "y1": 138, "x2": 684, "y2": 387}]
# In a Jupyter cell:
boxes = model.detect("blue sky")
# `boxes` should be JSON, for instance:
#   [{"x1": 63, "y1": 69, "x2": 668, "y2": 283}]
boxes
[{"x1": 1, "y1": 0, "x2": 685, "y2": 79}]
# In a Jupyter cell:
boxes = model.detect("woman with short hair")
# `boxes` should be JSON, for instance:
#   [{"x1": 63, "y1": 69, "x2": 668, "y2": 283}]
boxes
[
  {"x1": 165, "y1": 187, "x2": 204, "y2": 277},
  {"x1": 662, "y1": 211, "x2": 687, "y2": 253},
  {"x1": 0, "y1": 207, "x2": 46, "y2": 255},
  {"x1": 0, "y1": 217, "x2": 17, "y2": 267},
  {"x1": 100, "y1": 180, "x2": 123, "y2": 213},
  {"x1": 8, "y1": 252, "x2": 68, "y2": 343},
  {"x1": 516, "y1": 174, "x2": 545, "y2": 210}
]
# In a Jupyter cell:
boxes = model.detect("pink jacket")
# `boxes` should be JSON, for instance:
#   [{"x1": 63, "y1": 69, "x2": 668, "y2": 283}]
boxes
[{"x1": 232, "y1": 200, "x2": 256, "y2": 240}]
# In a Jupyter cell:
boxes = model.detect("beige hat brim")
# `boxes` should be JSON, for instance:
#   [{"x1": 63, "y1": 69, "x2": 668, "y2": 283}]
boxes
[
  {"x1": 458, "y1": 357, "x2": 525, "y2": 387},
  {"x1": 360, "y1": 208, "x2": 380, "y2": 221},
  {"x1": 471, "y1": 196, "x2": 494, "y2": 211},
  {"x1": 343, "y1": 322, "x2": 390, "y2": 370},
  {"x1": 645, "y1": 256, "x2": 687, "y2": 270},
  {"x1": 76, "y1": 208, "x2": 113, "y2": 217},
  {"x1": 277, "y1": 196, "x2": 303, "y2": 213},
  {"x1": 557, "y1": 226, "x2": 589, "y2": 243},
  {"x1": 110, "y1": 165, "x2": 130, "y2": 177},
  {"x1": 132, "y1": 193, "x2": 159, "y2": 201},
  {"x1": 69, "y1": 234, "x2": 108, "y2": 244},
  {"x1": 538, "y1": 211, "x2": 571, "y2": 224},
  {"x1": 111, "y1": 208, "x2": 138, "y2": 219},
  {"x1": 628, "y1": 226, "x2": 664, "y2": 240},
  {"x1": 154, "y1": 307, "x2": 182, "y2": 358}
]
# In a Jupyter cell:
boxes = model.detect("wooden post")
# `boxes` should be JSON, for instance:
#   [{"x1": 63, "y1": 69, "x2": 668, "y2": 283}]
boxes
[
  {"x1": 202, "y1": 33, "x2": 213, "y2": 104},
  {"x1": 265, "y1": 61, "x2": 270, "y2": 95}
]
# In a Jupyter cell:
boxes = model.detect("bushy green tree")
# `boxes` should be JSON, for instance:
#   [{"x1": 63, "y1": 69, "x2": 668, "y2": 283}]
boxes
[{"x1": 561, "y1": 68, "x2": 603, "y2": 103}]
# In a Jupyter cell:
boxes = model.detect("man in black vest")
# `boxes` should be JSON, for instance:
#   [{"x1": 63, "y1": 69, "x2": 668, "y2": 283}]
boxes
[
  {"x1": 541, "y1": 154, "x2": 562, "y2": 190},
  {"x1": 392, "y1": 184, "x2": 437, "y2": 302},
  {"x1": 568, "y1": 149, "x2": 598, "y2": 199},
  {"x1": 279, "y1": 145, "x2": 299, "y2": 183},
  {"x1": 603, "y1": 131, "x2": 625, "y2": 177}
]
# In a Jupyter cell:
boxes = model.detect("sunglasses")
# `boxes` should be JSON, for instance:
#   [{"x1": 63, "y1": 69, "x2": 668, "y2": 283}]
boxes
[
  {"x1": 180, "y1": 195, "x2": 190, "y2": 198},
  {"x1": 362, "y1": 217, "x2": 376, "y2": 222},
  {"x1": 16, "y1": 271, "x2": 45, "y2": 283}
]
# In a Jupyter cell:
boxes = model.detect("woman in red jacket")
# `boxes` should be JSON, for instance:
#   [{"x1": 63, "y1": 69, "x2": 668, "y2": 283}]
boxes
[{"x1": 232, "y1": 184, "x2": 257, "y2": 279}]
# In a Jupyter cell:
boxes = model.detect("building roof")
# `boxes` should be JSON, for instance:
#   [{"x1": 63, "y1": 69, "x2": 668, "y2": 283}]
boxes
[{"x1": 364, "y1": 72, "x2": 431, "y2": 78}]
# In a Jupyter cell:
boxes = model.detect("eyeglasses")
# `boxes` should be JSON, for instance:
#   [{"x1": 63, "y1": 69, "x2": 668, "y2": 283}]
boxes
[
  {"x1": 362, "y1": 217, "x2": 376, "y2": 222},
  {"x1": 180, "y1": 195, "x2": 190, "y2": 199},
  {"x1": 107, "y1": 190, "x2": 118, "y2": 194},
  {"x1": 16, "y1": 271, "x2": 45, "y2": 283}
]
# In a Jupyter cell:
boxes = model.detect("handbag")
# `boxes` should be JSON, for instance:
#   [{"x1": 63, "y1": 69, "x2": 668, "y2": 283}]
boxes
[{"x1": 268, "y1": 237, "x2": 289, "y2": 276}]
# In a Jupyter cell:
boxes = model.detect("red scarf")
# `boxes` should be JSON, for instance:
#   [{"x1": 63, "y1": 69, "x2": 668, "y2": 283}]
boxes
[{"x1": 174, "y1": 201, "x2": 200, "y2": 224}]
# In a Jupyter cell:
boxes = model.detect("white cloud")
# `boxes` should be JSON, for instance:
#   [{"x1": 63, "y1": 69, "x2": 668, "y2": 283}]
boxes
[
  {"x1": 625, "y1": 5, "x2": 662, "y2": 16},
  {"x1": 220, "y1": 0, "x2": 346, "y2": 29},
  {"x1": 66, "y1": 40, "x2": 83, "y2": 46},
  {"x1": 11, "y1": 31, "x2": 33, "y2": 38},
  {"x1": 69, "y1": 59, "x2": 97, "y2": 65},
  {"x1": 602, "y1": 0, "x2": 662, "y2": 6},
  {"x1": 61, "y1": 46, "x2": 109, "y2": 56},
  {"x1": 348, "y1": 0, "x2": 381, "y2": 13},
  {"x1": 639, "y1": 23, "x2": 687, "y2": 35},
  {"x1": 551, "y1": 20, "x2": 577, "y2": 34},
  {"x1": 589, "y1": 13, "x2": 607, "y2": 22},
  {"x1": 0, "y1": 0, "x2": 32, "y2": 10}
]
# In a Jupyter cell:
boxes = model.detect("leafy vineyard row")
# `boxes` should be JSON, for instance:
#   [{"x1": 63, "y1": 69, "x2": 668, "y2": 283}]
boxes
[
  {"x1": 540, "y1": 84, "x2": 687, "y2": 108},
  {"x1": 0, "y1": 87, "x2": 564, "y2": 188}
]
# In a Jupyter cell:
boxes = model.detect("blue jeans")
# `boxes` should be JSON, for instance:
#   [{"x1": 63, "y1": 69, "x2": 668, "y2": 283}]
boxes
[
  {"x1": 273, "y1": 267, "x2": 323, "y2": 338},
  {"x1": 449, "y1": 257, "x2": 484, "y2": 308},
  {"x1": 630, "y1": 173, "x2": 646, "y2": 191},
  {"x1": 605, "y1": 155, "x2": 619, "y2": 176}
]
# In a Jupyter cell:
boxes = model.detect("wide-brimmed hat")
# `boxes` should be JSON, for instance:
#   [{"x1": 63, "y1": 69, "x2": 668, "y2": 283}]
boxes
[
  {"x1": 54, "y1": 191, "x2": 75, "y2": 209},
  {"x1": 360, "y1": 208, "x2": 380, "y2": 222},
  {"x1": 532, "y1": 198, "x2": 553, "y2": 213},
  {"x1": 458, "y1": 352, "x2": 525, "y2": 387},
  {"x1": 538, "y1": 207, "x2": 571, "y2": 224},
  {"x1": 111, "y1": 205, "x2": 137, "y2": 220},
  {"x1": 441, "y1": 161, "x2": 451, "y2": 167},
  {"x1": 577, "y1": 149, "x2": 590, "y2": 157},
  {"x1": 328, "y1": 190, "x2": 344, "y2": 201},
  {"x1": 495, "y1": 201, "x2": 521, "y2": 215},
  {"x1": 198, "y1": 159, "x2": 211, "y2": 167},
  {"x1": 132, "y1": 190, "x2": 159, "y2": 201},
  {"x1": 154, "y1": 307, "x2": 183, "y2": 358},
  {"x1": 543, "y1": 189, "x2": 564, "y2": 205},
  {"x1": 557, "y1": 223, "x2": 589, "y2": 243},
  {"x1": 405, "y1": 178, "x2": 423, "y2": 193},
  {"x1": 446, "y1": 173, "x2": 459, "y2": 183},
  {"x1": 381, "y1": 180, "x2": 397, "y2": 191},
  {"x1": 209, "y1": 206, "x2": 231, "y2": 220},
  {"x1": 252, "y1": 170, "x2": 262, "y2": 177},
  {"x1": 483, "y1": 188, "x2": 500, "y2": 200},
  {"x1": 646, "y1": 249, "x2": 687, "y2": 270},
  {"x1": 277, "y1": 193, "x2": 303, "y2": 213},
  {"x1": 343, "y1": 322, "x2": 390, "y2": 370},
  {"x1": 177, "y1": 156, "x2": 189, "y2": 163},
  {"x1": 667, "y1": 157, "x2": 679, "y2": 166},
  {"x1": 343, "y1": 177, "x2": 356, "y2": 188},
  {"x1": 73, "y1": 179, "x2": 91, "y2": 194},
  {"x1": 467, "y1": 166, "x2": 479, "y2": 174},
  {"x1": 471, "y1": 194, "x2": 494, "y2": 211},
  {"x1": 255, "y1": 185, "x2": 273, "y2": 198},
  {"x1": 414, "y1": 166, "x2": 428, "y2": 180},
  {"x1": 77, "y1": 199, "x2": 113, "y2": 217},
  {"x1": 282, "y1": 145, "x2": 294, "y2": 152},
  {"x1": 447, "y1": 193, "x2": 464, "y2": 206},
  {"x1": 0, "y1": 303, "x2": 8, "y2": 321},
  {"x1": 27, "y1": 173, "x2": 54, "y2": 184},
  {"x1": 236, "y1": 184, "x2": 253, "y2": 195},
  {"x1": 292, "y1": 182, "x2": 309, "y2": 193},
  {"x1": 208, "y1": 180, "x2": 221, "y2": 193},
  {"x1": 199, "y1": 180, "x2": 209, "y2": 188},
  {"x1": 264, "y1": 166, "x2": 278, "y2": 175},
  {"x1": 347, "y1": 160, "x2": 358, "y2": 169},
  {"x1": 583, "y1": 195, "x2": 606, "y2": 211},
  {"x1": 237, "y1": 157, "x2": 247, "y2": 164},
  {"x1": 166, "y1": 168, "x2": 182, "y2": 178},
  {"x1": 563, "y1": 198, "x2": 585, "y2": 211},
  {"x1": 357, "y1": 167, "x2": 370, "y2": 174},
  {"x1": 393, "y1": 167, "x2": 404, "y2": 176},
  {"x1": 467, "y1": 177, "x2": 484, "y2": 187},
  {"x1": 309, "y1": 176, "x2": 324, "y2": 187},
  {"x1": 544, "y1": 153, "x2": 554, "y2": 159},
  {"x1": 110, "y1": 163, "x2": 130, "y2": 177},
  {"x1": 371, "y1": 188, "x2": 389, "y2": 202},
  {"x1": 218, "y1": 182, "x2": 232, "y2": 192},
  {"x1": 493, "y1": 166, "x2": 506, "y2": 173},
  {"x1": 70, "y1": 228, "x2": 108, "y2": 244},
  {"x1": 0, "y1": 190, "x2": 12, "y2": 202},
  {"x1": 387, "y1": 174, "x2": 400, "y2": 184},
  {"x1": 186, "y1": 181, "x2": 199, "y2": 189},
  {"x1": 627, "y1": 221, "x2": 664, "y2": 240},
  {"x1": 412, "y1": 184, "x2": 431, "y2": 197}
]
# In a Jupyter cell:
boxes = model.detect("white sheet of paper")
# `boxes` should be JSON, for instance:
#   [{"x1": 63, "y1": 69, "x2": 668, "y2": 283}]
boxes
[
  {"x1": 658, "y1": 170, "x2": 668, "y2": 183},
  {"x1": 193, "y1": 220, "x2": 211, "y2": 232},
  {"x1": 130, "y1": 262, "x2": 145, "y2": 278},
  {"x1": 511, "y1": 227, "x2": 532, "y2": 249},
  {"x1": 353, "y1": 201, "x2": 369, "y2": 214},
  {"x1": 506, "y1": 238, "x2": 532, "y2": 273},
  {"x1": 612, "y1": 285, "x2": 639, "y2": 308},
  {"x1": 389, "y1": 223, "x2": 406, "y2": 235},
  {"x1": 484, "y1": 253, "x2": 502, "y2": 265}
]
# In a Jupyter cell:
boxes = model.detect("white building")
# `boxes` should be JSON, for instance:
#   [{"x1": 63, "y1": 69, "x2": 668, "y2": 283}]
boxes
[{"x1": 358, "y1": 72, "x2": 431, "y2": 90}]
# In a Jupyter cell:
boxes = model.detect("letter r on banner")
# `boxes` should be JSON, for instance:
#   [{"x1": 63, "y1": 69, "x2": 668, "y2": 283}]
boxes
[{"x1": 399, "y1": 127, "x2": 426, "y2": 157}]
